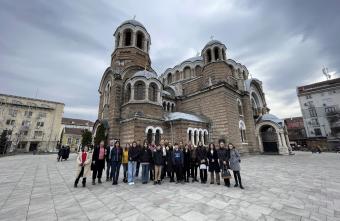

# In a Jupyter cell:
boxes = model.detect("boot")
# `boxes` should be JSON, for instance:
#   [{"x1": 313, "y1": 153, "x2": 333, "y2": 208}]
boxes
[
  {"x1": 98, "y1": 178, "x2": 102, "y2": 184},
  {"x1": 82, "y1": 178, "x2": 86, "y2": 187},
  {"x1": 92, "y1": 179, "x2": 96, "y2": 185},
  {"x1": 106, "y1": 177, "x2": 109, "y2": 181},
  {"x1": 74, "y1": 180, "x2": 78, "y2": 188}
]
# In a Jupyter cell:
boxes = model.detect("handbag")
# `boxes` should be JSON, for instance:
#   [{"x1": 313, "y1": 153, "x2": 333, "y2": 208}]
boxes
[
  {"x1": 221, "y1": 165, "x2": 232, "y2": 179},
  {"x1": 199, "y1": 164, "x2": 207, "y2": 170}
]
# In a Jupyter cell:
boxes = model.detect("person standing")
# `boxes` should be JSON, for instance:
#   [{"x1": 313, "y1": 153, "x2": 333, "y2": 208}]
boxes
[
  {"x1": 160, "y1": 140, "x2": 167, "y2": 180},
  {"x1": 122, "y1": 143, "x2": 129, "y2": 183},
  {"x1": 74, "y1": 146, "x2": 91, "y2": 188},
  {"x1": 91, "y1": 141, "x2": 106, "y2": 185},
  {"x1": 128, "y1": 141, "x2": 140, "y2": 185},
  {"x1": 135, "y1": 140, "x2": 142, "y2": 177},
  {"x1": 111, "y1": 140, "x2": 123, "y2": 185},
  {"x1": 140, "y1": 141, "x2": 152, "y2": 184},
  {"x1": 229, "y1": 143, "x2": 244, "y2": 189},
  {"x1": 207, "y1": 143, "x2": 220, "y2": 185},
  {"x1": 166, "y1": 145, "x2": 175, "y2": 182},
  {"x1": 153, "y1": 144, "x2": 163, "y2": 185},
  {"x1": 217, "y1": 139, "x2": 231, "y2": 187},
  {"x1": 183, "y1": 144, "x2": 191, "y2": 182},
  {"x1": 172, "y1": 143, "x2": 184, "y2": 184},
  {"x1": 190, "y1": 144, "x2": 199, "y2": 182},
  {"x1": 196, "y1": 141, "x2": 207, "y2": 184},
  {"x1": 106, "y1": 140, "x2": 114, "y2": 181},
  {"x1": 149, "y1": 144, "x2": 156, "y2": 181}
]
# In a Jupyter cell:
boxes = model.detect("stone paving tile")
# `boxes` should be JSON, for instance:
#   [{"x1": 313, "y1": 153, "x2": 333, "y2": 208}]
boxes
[{"x1": 0, "y1": 152, "x2": 340, "y2": 220}]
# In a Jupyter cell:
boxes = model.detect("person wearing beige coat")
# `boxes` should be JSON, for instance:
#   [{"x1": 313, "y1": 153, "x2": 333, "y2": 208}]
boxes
[{"x1": 74, "y1": 146, "x2": 92, "y2": 188}]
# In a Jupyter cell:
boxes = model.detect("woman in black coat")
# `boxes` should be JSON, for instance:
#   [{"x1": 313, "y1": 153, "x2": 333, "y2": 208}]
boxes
[
  {"x1": 217, "y1": 139, "x2": 231, "y2": 187},
  {"x1": 207, "y1": 143, "x2": 220, "y2": 185},
  {"x1": 165, "y1": 145, "x2": 174, "y2": 182},
  {"x1": 196, "y1": 142, "x2": 207, "y2": 184},
  {"x1": 183, "y1": 144, "x2": 191, "y2": 182}
]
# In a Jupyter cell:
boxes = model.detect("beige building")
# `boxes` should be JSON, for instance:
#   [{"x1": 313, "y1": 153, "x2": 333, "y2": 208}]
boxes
[
  {"x1": 94, "y1": 19, "x2": 291, "y2": 154},
  {"x1": 60, "y1": 118, "x2": 94, "y2": 151},
  {"x1": 0, "y1": 94, "x2": 64, "y2": 152}
]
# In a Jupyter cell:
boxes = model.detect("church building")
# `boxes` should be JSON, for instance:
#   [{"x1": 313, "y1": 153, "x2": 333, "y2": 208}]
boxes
[{"x1": 94, "y1": 19, "x2": 291, "y2": 154}]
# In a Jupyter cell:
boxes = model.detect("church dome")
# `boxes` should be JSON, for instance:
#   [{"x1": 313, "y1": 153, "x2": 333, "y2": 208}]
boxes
[
  {"x1": 257, "y1": 114, "x2": 284, "y2": 127},
  {"x1": 202, "y1": 39, "x2": 227, "y2": 64},
  {"x1": 132, "y1": 70, "x2": 158, "y2": 79},
  {"x1": 119, "y1": 19, "x2": 147, "y2": 31},
  {"x1": 203, "y1": 40, "x2": 224, "y2": 49}
]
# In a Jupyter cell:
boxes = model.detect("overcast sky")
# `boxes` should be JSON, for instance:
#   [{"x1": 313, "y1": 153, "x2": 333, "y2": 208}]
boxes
[{"x1": 1, "y1": 0, "x2": 339, "y2": 121}]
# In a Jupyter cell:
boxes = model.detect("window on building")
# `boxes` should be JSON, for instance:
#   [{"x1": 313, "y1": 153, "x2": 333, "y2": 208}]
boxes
[
  {"x1": 21, "y1": 120, "x2": 31, "y2": 126},
  {"x1": 207, "y1": 49, "x2": 212, "y2": 62},
  {"x1": 124, "y1": 29, "x2": 132, "y2": 46},
  {"x1": 34, "y1": 131, "x2": 43, "y2": 137},
  {"x1": 314, "y1": 128, "x2": 322, "y2": 136},
  {"x1": 38, "y1": 112, "x2": 47, "y2": 118},
  {"x1": 146, "y1": 129, "x2": 153, "y2": 144},
  {"x1": 6, "y1": 119, "x2": 15, "y2": 125},
  {"x1": 237, "y1": 99, "x2": 243, "y2": 116},
  {"x1": 67, "y1": 137, "x2": 72, "y2": 144},
  {"x1": 36, "y1": 122, "x2": 44, "y2": 127},
  {"x1": 8, "y1": 109, "x2": 17, "y2": 117},
  {"x1": 155, "y1": 129, "x2": 161, "y2": 145},
  {"x1": 76, "y1": 138, "x2": 80, "y2": 144},
  {"x1": 325, "y1": 106, "x2": 336, "y2": 113},
  {"x1": 136, "y1": 31, "x2": 144, "y2": 50},
  {"x1": 309, "y1": 108, "x2": 317, "y2": 117},
  {"x1": 148, "y1": 83, "x2": 158, "y2": 102},
  {"x1": 134, "y1": 81, "x2": 145, "y2": 100},
  {"x1": 24, "y1": 111, "x2": 33, "y2": 118},
  {"x1": 310, "y1": 118, "x2": 319, "y2": 126},
  {"x1": 306, "y1": 95, "x2": 312, "y2": 99}
]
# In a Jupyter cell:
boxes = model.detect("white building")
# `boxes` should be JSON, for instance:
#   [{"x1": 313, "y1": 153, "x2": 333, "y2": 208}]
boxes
[
  {"x1": 0, "y1": 94, "x2": 64, "y2": 152},
  {"x1": 297, "y1": 78, "x2": 340, "y2": 138}
]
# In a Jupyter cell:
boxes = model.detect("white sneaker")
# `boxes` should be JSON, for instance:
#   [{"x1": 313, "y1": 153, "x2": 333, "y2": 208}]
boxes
[
  {"x1": 128, "y1": 182, "x2": 133, "y2": 185},
  {"x1": 131, "y1": 182, "x2": 135, "y2": 185}
]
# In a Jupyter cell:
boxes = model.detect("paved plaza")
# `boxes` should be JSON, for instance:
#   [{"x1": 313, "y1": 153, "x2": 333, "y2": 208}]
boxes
[{"x1": 0, "y1": 152, "x2": 340, "y2": 221}]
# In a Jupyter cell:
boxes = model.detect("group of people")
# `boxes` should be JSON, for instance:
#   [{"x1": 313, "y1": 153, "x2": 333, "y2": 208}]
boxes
[
  {"x1": 57, "y1": 145, "x2": 70, "y2": 161},
  {"x1": 74, "y1": 139, "x2": 244, "y2": 190}
]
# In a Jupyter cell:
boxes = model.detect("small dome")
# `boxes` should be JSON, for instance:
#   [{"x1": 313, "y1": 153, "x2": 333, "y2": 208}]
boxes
[
  {"x1": 204, "y1": 40, "x2": 224, "y2": 49},
  {"x1": 258, "y1": 114, "x2": 284, "y2": 127},
  {"x1": 120, "y1": 19, "x2": 146, "y2": 29},
  {"x1": 132, "y1": 70, "x2": 158, "y2": 79},
  {"x1": 181, "y1": 56, "x2": 203, "y2": 64}
]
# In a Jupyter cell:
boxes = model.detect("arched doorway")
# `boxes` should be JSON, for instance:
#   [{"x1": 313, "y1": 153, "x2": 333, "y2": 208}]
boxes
[
  {"x1": 260, "y1": 125, "x2": 278, "y2": 153},
  {"x1": 146, "y1": 129, "x2": 153, "y2": 145}
]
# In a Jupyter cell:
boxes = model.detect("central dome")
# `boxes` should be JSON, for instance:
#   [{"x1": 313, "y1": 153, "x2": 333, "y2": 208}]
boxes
[
  {"x1": 120, "y1": 19, "x2": 146, "y2": 29},
  {"x1": 204, "y1": 40, "x2": 224, "y2": 49}
]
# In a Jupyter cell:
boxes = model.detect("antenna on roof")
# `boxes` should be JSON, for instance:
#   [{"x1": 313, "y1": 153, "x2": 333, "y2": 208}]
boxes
[
  {"x1": 133, "y1": 15, "x2": 136, "y2": 20},
  {"x1": 322, "y1": 66, "x2": 331, "y2": 80}
]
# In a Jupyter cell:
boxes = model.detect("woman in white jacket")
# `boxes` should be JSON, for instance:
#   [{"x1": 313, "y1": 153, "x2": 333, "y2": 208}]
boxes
[{"x1": 74, "y1": 146, "x2": 92, "y2": 188}]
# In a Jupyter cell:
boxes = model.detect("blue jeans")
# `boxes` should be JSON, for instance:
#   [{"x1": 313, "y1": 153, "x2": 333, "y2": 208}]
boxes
[
  {"x1": 111, "y1": 161, "x2": 121, "y2": 183},
  {"x1": 128, "y1": 161, "x2": 136, "y2": 183},
  {"x1": 141, "y1": 163, "x2": 149, "y2": 183}
]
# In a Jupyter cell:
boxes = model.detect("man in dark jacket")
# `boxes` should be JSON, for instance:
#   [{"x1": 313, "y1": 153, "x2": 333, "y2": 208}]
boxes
[
  {"x1": 135, "y1": 140, "x2": 142, "y2": 177},
  {"x1": 172, "y1": 143, "x2": 184, "y2": 183},
  {"x1": 153, "y1": 145, "x2": 164, "y2": 184},
  {"x1": 218, "y1": 139, "x2": 231, "y2": 187},
  {"x1": 128, "y1": 141, "x2": 140, "y2": 184},
  {"x1": 183, "y1": 145, "x2": 191, "y2": 182},
  {"x1": 196, "y1": 142, "x2": 207, "y2": 183},
  {"x1": 140, "y1": 143, "x2": 152, "y2": 184},
  {"x1": 91, "y1": 141, "x2": 106, "y2": 185},
  {"x1": 166, "y1": 145, "x2": 174, "y2": 182},
  {"x1": 111, "y1": 140, "x2": 123, "y2": 185},
  {"x1": 190, "y1": 144, "x2": 199, "y2": 182},
  {"x1": 106, "y1": 140, "x2": 114, "y2": 181}
]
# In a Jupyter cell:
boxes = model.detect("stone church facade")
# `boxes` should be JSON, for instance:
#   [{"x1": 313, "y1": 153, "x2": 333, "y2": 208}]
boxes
[{"x1": 94, "y1": 20, "x2": 291, "y2": 154}]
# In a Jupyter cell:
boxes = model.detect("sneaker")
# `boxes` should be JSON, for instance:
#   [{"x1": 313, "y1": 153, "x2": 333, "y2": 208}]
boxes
[
  {"x1": 154, "y1": 181, "x2": 157, "y2": 185},
  {"x1": 240, "y1": 185, "x2": 244, "y2": 189},
  {"x1": 106, "y1": 177, "x2": 109, "y2": 181},
  {"x1": 92, "y1": 180, "x2": 96, "y2": 185}
]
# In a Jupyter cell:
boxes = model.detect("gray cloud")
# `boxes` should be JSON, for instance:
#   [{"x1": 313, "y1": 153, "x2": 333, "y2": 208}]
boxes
[{"x1": 0, "y1": 0, "x2": 339, "y2": 121}]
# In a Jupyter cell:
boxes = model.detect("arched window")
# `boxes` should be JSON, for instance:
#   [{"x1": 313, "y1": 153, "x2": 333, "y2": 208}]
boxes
[
  {"x1": 103, "y1": 82, "x2": 111, "y2": 106},
  {"x1": 171, "y1": 103, "x2": 175, "y2": 112},
  {"x1": 222, "y1": 48, "x2": 226, "y2": 60},
  {"x1": 194, "y1": 130, "x2": 197, "y2": 146},
  {"x1": 183, "y1": 67, "x2": 191, "y2": 79},
  {"x1": 203, "y1": 131, "x2": 208, "y2": 145},
  {"x1": 239, "y1": 120, "x2": 247, "y2": 143},
  {"x1": 146, "y1": 129, "x2": 153, "y2": 145},
  {"x1": 214, "y1": 47, "x2": 220, "y2": 60},
  {"x1": 149, "y1": 82, "x2": 158, "y2": 102},
  {"x1": 251, "y1": 98, "x2": 257, "y2": 116},
  {"x1": 237, "y1": 99, "x2": 243, "y2": 116},
  {"x1": 163, "y1": 101, "x2": 166, "y2": 110},
  {"x1": 123, "y1": 29, "x2": 132, "y2": 46},
  {"x1": 155, "y1": 129, "x2": 161, "y2": 145},
  {"x1": 243, "y1": 71, "x2": 247, "y2": 79},
  {"x1": 175, "y1": 71, "x2": 180, "y2": 81},
  {"x1": 195, "y1": 65, "x2": 202, "y2": 76},
  {"x1": 188, "y1": 130, "x2": 192, "y2": 144},
  {"x1": 136, "y1": 31, "x2": 144, "y2": 50},
  {"x1": 199, "y1": 131, "x2": 202, "y2": 142},
  {"x1": 167, "y1": 73, "x2": 172, "y2": 84},
  {"x1": 116, "y1": 33, "x2": 121, "y2": 48},
  {"x1": 125, "y1": 83, "x2": 131, "y2": 102},
  {"x1": 167, "y1": 102, "x2": 170, "y2": 111},
  {"x1": 134, "y1": 81, "x2": 145, "y2": 100},
  {"x1": 207, "y1": 49, "x2": 212, "y2": 62}
]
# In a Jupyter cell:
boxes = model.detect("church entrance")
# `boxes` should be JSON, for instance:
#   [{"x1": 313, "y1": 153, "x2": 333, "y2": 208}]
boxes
[{"x1": 260, "y1": 125, "x2": 278, "y2": 153}]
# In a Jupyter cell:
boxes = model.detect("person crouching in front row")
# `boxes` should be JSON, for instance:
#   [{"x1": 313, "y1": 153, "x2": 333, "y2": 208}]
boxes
[
  {"x1": 74, "y1": 145, "x2": 91, "y2": 188},
  {"x1": 111, "y1": 140, "x2": 123, "y2": 185},
  {"x1": 153, "y1": 144, "x2": 163, "y2": 185}
]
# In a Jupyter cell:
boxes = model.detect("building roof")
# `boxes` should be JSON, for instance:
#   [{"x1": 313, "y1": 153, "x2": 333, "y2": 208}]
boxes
[
  {"x1": 297, "y1": 77, "x2": 340, "y2": 95},
  {"x1": 62, "y1": 117, "x2": 94, "y2": 127},
  {"x1": 203, "y1": 40, "x2": 225, "y2": 49},
  {"x1": 132, "y1": 70, "x2": 158, "y2": 79},
  {"x1": 121, "y1": 19, "x2": 146, "y2": 29},
  {"x1": 164, "y1": 112, "x2": 209, "y2": 123},
  {"x1": 64, "y1": 128, "x2": 84, "y2": 136},
  {"x1": 0, "y1": 93, "x2": 64, "y2": 105},
  {"x1": 257, "y1": 114, "x2": 284, "y2": 128}
]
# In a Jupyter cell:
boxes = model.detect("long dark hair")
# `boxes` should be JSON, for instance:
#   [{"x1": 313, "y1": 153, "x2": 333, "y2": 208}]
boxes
[
  {"x1": 132, "y1": 141, "x2": 137, "y2": 147},
  {"x1": 114, "y1": 140, "x2": 120, "y2": 147},
  {"x1": 227, "y1": 143, "x2": 235, "y2": 149},
  {"x1": 208, "y1": 143, "x2": 215, "y2": 150}
]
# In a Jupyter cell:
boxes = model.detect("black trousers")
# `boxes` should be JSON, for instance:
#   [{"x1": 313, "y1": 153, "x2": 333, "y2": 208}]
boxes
[
  {"x1": 168, "y1": 170, "x2": 174, "y2": 181},
  {"x1": 161, "y1": 161, "x2": 167, "y2": 179},
  {"x1": 149, "y1": 164, "x2": 154, "y2": 180},
  {"x1": 92, "y1": 159, "x2": 105, "y2": 180},
  {"x1": 191, "y1": 164, "x2": 198, "y2": 180},
  {"x1": 111, "y1": 161, "x2": 121, "y2": 183},
  {"x1": 200, "y1": 169, "x2": 207, "y2": 182},
  {"x1": 174, "y1": 165, "x2": 183, "y2": 181},
  {"x1": 233, "y1": 171, "x2": 242, "y2": 185},
  {"x1": 183, "y1": 165, "x2": 190, "y2": 180},
  {"x1": 75, "y1": 167, "x2": 86, "y2": 185},
  {"x1": 136, "y1": 161, "x2": 140, "y2": 176},
  {"x1": 123, "y1": 163, "x2": 128, "y2": 179}
]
